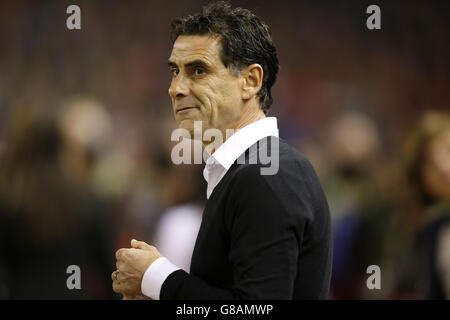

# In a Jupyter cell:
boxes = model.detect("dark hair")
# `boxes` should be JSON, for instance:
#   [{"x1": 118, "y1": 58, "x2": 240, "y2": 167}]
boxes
[{"x1": 170, "y1": 1, "x2": 279, "y2": 114}]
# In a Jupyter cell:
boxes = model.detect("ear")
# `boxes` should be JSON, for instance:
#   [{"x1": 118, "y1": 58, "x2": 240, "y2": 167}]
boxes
[{"x1": 241, "y1": 64, "x2": 263, "y2": 100}]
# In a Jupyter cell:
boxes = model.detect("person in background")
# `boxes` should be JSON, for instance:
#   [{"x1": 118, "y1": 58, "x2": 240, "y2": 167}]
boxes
[
  {"x1": 319, "y1": 111, "x2": 395, "y2": 299},
  {"x1": 0, "y1": 113, "x2": 116, "y2": 299},
  {"x1": 394, "y1": 110, "x2": 450, "y2": 299}
]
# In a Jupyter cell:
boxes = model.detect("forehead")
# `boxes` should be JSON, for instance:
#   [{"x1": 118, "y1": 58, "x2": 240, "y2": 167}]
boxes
[{"x1": 169, "y1": 35, "x2": 223, "y2": 66}]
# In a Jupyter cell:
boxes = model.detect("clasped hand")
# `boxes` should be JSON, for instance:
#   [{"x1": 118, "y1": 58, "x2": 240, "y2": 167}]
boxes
[{"x1": 112, "y1": 239, "x2": 163, "y2": 300}]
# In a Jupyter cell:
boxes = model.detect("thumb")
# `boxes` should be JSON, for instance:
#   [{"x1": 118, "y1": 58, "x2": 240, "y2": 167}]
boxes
[{"x1": 131, "y1": 239, "x2": 153, "y2": 251}]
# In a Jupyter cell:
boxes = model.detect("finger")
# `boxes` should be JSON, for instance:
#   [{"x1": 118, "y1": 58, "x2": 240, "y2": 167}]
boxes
[
  {"x1": 131, "y1": 239, "x2": 153, "y2": 251},
  {"x1": 115, "y1": 248, "x2": 126, "y2": 260},
  {"x1": 116, "y1": 260, "x2": 124, "y2": 271}
]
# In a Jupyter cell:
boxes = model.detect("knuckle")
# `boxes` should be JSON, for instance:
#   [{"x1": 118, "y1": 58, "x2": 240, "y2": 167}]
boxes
[{"x1": 116, "y1": 261, "x2": 125, "y2": 271}]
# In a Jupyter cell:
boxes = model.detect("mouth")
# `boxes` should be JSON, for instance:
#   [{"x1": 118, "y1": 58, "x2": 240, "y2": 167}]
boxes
[{"x1": 176, "y1": 106, "x2": 197, "y2": 113}]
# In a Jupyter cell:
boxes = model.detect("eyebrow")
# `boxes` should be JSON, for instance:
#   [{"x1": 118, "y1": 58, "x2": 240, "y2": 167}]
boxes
[{"x1": 168, "y1": 59, "x2": 210, "y2": 69}]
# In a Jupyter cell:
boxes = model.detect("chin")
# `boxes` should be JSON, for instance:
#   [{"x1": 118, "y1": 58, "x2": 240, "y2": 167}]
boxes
[
  {"x1": 179, "y1": 119, "x2": 208, "y2": 142},
  {"x1": 176, "y1": 119, "x2": 194, "y2": 137}
]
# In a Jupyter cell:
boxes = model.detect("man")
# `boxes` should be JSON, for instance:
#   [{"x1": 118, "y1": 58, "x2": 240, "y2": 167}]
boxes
[{"x1": 112, "y1": 1, "x2": 332, "y2": 299}]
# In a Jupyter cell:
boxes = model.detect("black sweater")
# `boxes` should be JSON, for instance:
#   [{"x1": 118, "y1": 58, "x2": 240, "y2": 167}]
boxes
[{"x1": 161, "y1": 137, "x2": 332, "y2": 299}]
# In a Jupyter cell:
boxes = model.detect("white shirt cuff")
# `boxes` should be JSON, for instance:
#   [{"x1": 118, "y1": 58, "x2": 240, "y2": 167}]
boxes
[{"x1": 141, "y1": 257, "x2": 180, "y2": 300}]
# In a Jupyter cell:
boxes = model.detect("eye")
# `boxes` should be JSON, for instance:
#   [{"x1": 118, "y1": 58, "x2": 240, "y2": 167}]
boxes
[
  {"x1": 170, "y1": 68, "x2": 179, "y2": 77},
  {"x1": 194, "y1": 67, "x2": 205, "y2": 76}
]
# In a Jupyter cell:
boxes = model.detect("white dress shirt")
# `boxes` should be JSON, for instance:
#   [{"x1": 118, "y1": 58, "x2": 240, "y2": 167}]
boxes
[{"x1": 141, "y1": 117, "x2": 279, "y2": 299}]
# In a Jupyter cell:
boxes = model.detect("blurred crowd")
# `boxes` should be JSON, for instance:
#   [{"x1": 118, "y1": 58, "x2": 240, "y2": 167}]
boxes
[{"x1": 0, "y1": 0, "x2": 449, "y2": 299}]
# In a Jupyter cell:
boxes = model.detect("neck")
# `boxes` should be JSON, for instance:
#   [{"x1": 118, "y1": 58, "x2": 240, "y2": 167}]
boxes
[
  {"x1": 231, "y1": 102, "x2": 266, "y2": 132},
  {"x1": 203, "y1": 100, "x2": 266, "y2": 154}
]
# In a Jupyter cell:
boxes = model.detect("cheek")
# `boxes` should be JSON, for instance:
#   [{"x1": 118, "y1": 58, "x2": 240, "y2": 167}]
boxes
[
  {"x1": 192, "y1": 77, "x2": 241, "y2": 126},
  {"x1": 422, "y1": 161, "x2": 450, "y2": 201},
  {"x1": 435, "y1": 147, "x2": 450, "y2": 176},
  {"x1": 213, "y1": 79, "x2": 241, "y2": 112},
  {"x1": 193, "y1": 84, "x2": 215, "y2": 110},
  {"x1": 193, "y1": 83, "x2": 224, "y2": 121},
  {"x1": 221, "y1": 82, "x2": 243, "y2": 120},
  {"x1": 429, "y1": 140, "x2": 450, "y2": 180}
]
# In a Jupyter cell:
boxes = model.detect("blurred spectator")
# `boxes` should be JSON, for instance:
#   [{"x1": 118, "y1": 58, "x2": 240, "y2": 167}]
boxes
[
  {"x1": 393, "y1": 110, "x2": 450, "y2": 299},
  {"x1": 0, "y1": 114, "x2": 116, "y2": 299},
  {"x1": 318, "y1": 111, "x2": 396, "y2": 299},
  {"x1": 57, "y1": 96, "x2": 113, "y2": 187}
]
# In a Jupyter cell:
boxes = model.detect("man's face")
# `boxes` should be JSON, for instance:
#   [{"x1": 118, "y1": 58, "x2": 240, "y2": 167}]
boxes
[{"x1": 168, "y1": 35, "x2": 243, "y2": 136}]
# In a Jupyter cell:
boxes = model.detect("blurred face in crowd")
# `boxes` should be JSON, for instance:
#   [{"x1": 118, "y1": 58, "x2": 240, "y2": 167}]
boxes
[
  {"x1": 422, "y1": 128, "x2": 450, "y2": 202},
  {"x1": 168, "y1": 35, "x2": 244, "y2": 137}
]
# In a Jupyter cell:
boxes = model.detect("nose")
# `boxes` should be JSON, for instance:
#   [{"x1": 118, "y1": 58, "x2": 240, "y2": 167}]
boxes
[{"x1": 168, "y1": 74, "x2": 190, "y2": 100}]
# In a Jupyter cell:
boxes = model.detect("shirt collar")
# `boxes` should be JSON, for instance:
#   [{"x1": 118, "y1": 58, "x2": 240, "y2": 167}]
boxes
[{"x1": 208, "y1": 116, "x2": 279, "y2": 171}]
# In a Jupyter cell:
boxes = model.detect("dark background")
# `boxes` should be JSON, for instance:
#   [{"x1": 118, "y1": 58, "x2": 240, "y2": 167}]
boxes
[{"x1": 0, "y1": 0, "x2": 449, "y2": 299}]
